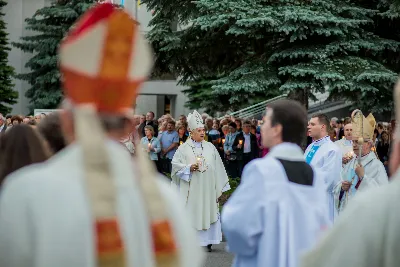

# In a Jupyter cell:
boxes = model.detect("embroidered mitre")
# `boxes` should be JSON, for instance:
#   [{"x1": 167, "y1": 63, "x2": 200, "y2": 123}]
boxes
[
  {"x1": 187, "y1": 110, "x2": 204, "y2": 131},
  {"x1": 351, "y1": 109, "x2": 376, "y2": 141},
  {"x1": 59, "y1": 3, "x2": 178, "y2": 267}
]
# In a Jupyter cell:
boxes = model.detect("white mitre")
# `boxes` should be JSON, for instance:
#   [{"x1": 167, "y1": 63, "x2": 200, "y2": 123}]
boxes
[{"x1": 187, "y1": 110, "x2": 204, "y2": 131}]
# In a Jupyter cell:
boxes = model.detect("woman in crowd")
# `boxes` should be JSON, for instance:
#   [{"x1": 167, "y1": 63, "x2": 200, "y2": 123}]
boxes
[
  {"x1": 234, "y1": 119, "x2": 242, "y2": 132},
  {"x1": 0, "y1": 124, "x2": 51, "y2": 186},
  {"x1": 158, "y1": 121, "x2": 168, "y2": 137},
  {"x1": 208, "y1": 121, "x2": 221, "y2": 146},
  {"x1": 224, "y1": 122, "x2": 239, "y2": 178},
  {"x1": 177, "y1": 122, "x2": 188, "y2": 145},
  {"x1": 217, "y1": 125, "x2": 229, "y2": 164},
  {"x1": 140, "y1": 125, "x2": 161, "y2": 171},
  {"x1": 10, "y1": 115, "x2": 23, "y2": 127}
]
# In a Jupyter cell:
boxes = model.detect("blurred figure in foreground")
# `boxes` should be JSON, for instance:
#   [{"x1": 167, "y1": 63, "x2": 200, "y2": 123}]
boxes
[
  {"x1": 0, "y1": 124, "x2": 50, "y2": 186},
  {"x1": 0, "y1": 4, "x2": 202, "y2": 267}
]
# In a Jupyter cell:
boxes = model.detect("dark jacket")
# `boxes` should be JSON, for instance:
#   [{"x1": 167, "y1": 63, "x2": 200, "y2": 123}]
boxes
[
  {"x1": 232, "y1": 132, "x2": 259, "y2": 161},
  {"x1": 0, "y1": 124, "x2": 6, "y2": 133},
  {"x1": 138, "y1": 121, "x2": 158, "y2": 138}
]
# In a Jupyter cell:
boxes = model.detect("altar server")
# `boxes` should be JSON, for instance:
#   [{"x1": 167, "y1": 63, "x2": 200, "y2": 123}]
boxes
[
  {"x1": 222, "y1": 100, "x2": 330, "y2": 267},
  {"x1": 171, "y1": 110, "x2": 230, "y2": 252},
  {"x1": 0, "y1": 3, "x2": 202, "y2": 267},
  {"x1": 333, "y1": 110, "x2": 388, "y2": 213},
  {"x1": 300, "y1": 81, "x2": 400, "y2": 267},
  {"x1": 305, "y1": 114, "x2": 342, "y2": 222}
]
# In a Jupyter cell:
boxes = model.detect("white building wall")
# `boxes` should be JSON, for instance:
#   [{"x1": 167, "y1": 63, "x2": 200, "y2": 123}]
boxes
[
  {"x1": 4, "y1": 0, "x2": 50, "y2": 115},
  {"x1": 4, "y1": 0, "x2": 188, "y2": 118}
]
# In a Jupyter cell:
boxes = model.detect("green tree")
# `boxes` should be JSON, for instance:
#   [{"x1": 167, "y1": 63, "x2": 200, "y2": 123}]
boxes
[
  {"x1": 145, "y1": 0, "x2": 400, "y2": 113},
  {"x1": 0, "y1": 0, "x2": 18, "y2": 115},
  {"x1": 12, "y1": 0, "x2": 97, "y2": 111}
]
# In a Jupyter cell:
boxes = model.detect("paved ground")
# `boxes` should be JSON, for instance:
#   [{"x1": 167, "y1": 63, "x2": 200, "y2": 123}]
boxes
[{"x1": 203, "y1": 243, "x2": 234, "y2": 267}]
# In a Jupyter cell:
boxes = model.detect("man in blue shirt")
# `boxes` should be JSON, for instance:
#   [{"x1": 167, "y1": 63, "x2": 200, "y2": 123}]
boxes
[{"x1": 159, "y1": 120, "x2": 179, "y2": 174}]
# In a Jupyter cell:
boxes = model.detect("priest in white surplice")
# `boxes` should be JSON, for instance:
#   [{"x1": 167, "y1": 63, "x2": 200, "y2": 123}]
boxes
[
  {"x1": 171, "y1": 110, "x2": 230, "y2": 252},
  {"x1": 305, "y1": 114, "x2": 342, "y2": 222},
  {"x1": 334, "y1": 123, "x2": 353, "y2": 163},
  {"x1": 222, "y1": 100, "x2": 330, "y2": 267},
  {"x1": 300, "y1": 82, "x2": 400, "y2": 267},
  {"x1": 333, "y1": 110, "x2": 388, "y2": 214},
  {"x1": 0, "y1": 4, "x2": 203, "y2": 267}
]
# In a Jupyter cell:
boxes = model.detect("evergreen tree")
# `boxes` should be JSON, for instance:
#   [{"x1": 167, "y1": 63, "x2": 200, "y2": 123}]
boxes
[
  {"x1": 0, "y1": 0, "x2": 18, "y2": 115},
  {"x1": 12, "y1": 0, "x2": 97, "y2": 111},
  {"x1": 145, "y1": 0, "x2": 400, "y2": 113}
]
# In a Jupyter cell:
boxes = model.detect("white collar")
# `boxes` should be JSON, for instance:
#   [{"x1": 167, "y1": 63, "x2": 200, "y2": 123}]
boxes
[
  {"x1": 268, "y1": 142, "x2": 305, "y2": 161},
  {"x1": 187, "y1": 138, "x2": 205, "y2": 148},
  {"x1": 313, "y1": 135, "x2": 330, "y2": 145}
]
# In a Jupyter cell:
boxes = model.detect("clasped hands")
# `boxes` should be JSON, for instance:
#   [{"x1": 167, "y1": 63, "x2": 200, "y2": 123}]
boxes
[
  {"x1": 190, "y1": 163, "x2": 200, "y2": 172},
  {"x1": 341, "y1": 164, "x2": 365, "y2": 191}
]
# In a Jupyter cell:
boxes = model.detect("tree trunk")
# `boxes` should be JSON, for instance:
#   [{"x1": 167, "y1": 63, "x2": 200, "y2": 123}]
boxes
[{"x1": 288, "y1": 89, "x2": 309, "y2": 110}]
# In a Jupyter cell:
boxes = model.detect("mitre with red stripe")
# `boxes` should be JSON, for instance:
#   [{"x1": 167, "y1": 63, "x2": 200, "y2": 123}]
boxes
[{"x1": 59, "y1": 3, "x2": 153, "y2": 114}]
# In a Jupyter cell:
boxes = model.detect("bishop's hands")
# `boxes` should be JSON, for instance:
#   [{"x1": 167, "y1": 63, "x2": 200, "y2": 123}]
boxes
[
  {"x1": 342, "y1": 156, "x2": 351, "y2": 165},
  {"x1": 355, "y1": 164, "x2": 365, "y2": 179},
  {"x1": 341, "y1": 181, "x2": 351, "y2": 191},
  {"x1": 190, "y1": 163, "x2": 200, "y2": 172}
]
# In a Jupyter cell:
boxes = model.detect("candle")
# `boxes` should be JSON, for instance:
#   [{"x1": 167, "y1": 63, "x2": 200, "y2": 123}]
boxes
[
  {"x1": 180, "y1": 141, "x2": 183, "y2": 145},
  {"x1": 148, "y1": 143, "x2": 151, "y2": 148},
  {"x1": 239, "y1": 140, "x2": 243, "y2": 145},
  {"x1": 222, "y1": 138, "x2": 225, "y2": 144},
  {"x1": 197, "y1": 157, "x2": 202, "y2": 167}
]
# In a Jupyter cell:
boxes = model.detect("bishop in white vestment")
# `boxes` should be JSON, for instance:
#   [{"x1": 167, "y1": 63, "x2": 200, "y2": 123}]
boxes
[
  {"x1": 0, "y1": 5, "x2": 203, "y2": 267},
  {"x1": 305, "y1": 115, "x2": 342, "y2": 222},
  {"x1": 334, "y1": 110, "x2": 388, "y2": 213},
  {"x1": 223, "y1": 100, "x2": 330, "y2": 267},
  {"x1": 171, "y1": 110, "x2": 230, "y2": 251}
]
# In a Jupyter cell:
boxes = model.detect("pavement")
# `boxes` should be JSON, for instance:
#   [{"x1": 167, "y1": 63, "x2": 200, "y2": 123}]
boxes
[{"x1": 203, "y1": 243, "x2": 234, "y2": 267}]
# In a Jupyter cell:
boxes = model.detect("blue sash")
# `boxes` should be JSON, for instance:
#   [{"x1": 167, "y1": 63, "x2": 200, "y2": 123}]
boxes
[{"x1": 305, "y1": 144, "x2": 321, "y2": 164}]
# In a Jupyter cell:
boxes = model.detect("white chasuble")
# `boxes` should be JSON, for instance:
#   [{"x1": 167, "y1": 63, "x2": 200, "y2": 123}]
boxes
[
  {"x1": 333, "y1": 152, "x2": 388, "y2": 213},
  {"x1": 301, "y1": 173, "x2": 400, "y2": 267},
  {"x1": 171, "y1": 139, "x2": 230, "y2": 246},
  {"x1": 304, "y1": 136, "x2": 342, "y2": 222},
  {"x1": 222, "y1": 143, "x2": 330, "y2": 267},
  {"x1": 0, "y1": 141, "x2": 204, "y2": 267}
]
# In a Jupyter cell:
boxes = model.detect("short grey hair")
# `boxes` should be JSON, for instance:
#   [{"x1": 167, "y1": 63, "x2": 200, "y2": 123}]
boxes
[{"x1": 144, "y1": 125, "x2": 154, "y2": 135}]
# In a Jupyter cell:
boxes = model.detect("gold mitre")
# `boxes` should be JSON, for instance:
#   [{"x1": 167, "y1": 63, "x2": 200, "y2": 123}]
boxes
[{"x1": 351, "y1": 109, "x2": 376, "y2": 141}]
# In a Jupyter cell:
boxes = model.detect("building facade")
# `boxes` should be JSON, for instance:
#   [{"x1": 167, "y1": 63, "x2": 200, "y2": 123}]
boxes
[{"x1": 4, "y1": 0, "x2": 189, "y2": 118}]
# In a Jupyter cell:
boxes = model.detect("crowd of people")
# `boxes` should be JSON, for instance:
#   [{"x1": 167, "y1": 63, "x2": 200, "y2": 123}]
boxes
[
  {"x1": 121, "y1": 112, "x2": 266, "y2": 178},
  {"x1": 0, "y1": 108, "x2": 393, "y2": 185}
]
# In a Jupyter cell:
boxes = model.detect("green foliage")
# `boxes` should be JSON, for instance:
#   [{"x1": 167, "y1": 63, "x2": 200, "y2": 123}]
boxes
[
  {"x1": 145, "y1": 0, "x2": 400, "y2": 113},
  {"x1": 219, "y1": 178, "x2": 239, "y2": 207},
  {"x1": 12, "y1": 0, "x2": 97, "y2": 111},
  {"x1": 0, "y1": 0, "x2": 18, "y2": 115}
]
